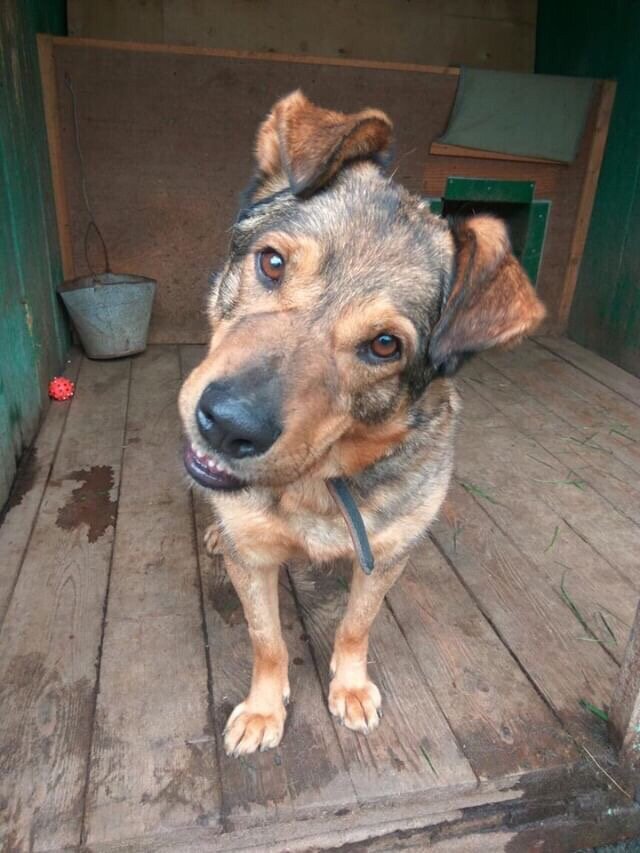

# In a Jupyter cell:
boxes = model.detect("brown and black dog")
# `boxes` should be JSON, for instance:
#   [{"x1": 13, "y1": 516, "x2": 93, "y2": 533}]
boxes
[{"x1": 179, "y1": 91, "x2": 545, "y2": 757}]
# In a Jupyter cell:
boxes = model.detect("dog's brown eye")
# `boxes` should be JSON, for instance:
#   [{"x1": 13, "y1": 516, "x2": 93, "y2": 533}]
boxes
[
  {"x1": 369, "y1": 334, "x2": 401, "y2": 360},
  {"x1": 257, "y1": 248, "x2": 285, "y2": 286}
]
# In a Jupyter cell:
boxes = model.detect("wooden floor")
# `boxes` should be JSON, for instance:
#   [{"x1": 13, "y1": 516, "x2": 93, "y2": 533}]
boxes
[{"x1": 2, "y1": 338, "x2": 640, "y2": 852}]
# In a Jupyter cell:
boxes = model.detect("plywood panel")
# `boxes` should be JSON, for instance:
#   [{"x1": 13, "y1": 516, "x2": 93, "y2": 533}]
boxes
[
  {"x1": 52, "y1": 40, "x2": 458, "y2": 343},
  {"x1": 47, "y1": 38, "x2": 607, "y2": 344}
]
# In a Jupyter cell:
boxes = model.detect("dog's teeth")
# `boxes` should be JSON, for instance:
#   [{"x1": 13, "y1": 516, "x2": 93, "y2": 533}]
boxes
[{"x1": 190, "y1": 444, "x2": 231, "y2": 477}]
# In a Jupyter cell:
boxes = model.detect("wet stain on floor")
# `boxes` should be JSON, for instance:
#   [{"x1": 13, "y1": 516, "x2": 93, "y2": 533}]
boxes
[{"x1": 56, "y1": 465, "x2": 117, "y2": 543}]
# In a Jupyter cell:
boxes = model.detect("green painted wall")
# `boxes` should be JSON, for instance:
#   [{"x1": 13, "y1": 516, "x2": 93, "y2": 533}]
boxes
[
  {"x1": 0, "y1": 0, "x2": 68, "y2": 507},
  {"x1": 536, "y1": 1, "x2": 640, "y2": 376}
]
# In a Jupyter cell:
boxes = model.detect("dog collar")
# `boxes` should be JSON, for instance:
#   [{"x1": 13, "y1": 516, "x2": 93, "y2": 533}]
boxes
[{"x1": 326, "y1": 478, "x2": 374, "y2": 574}]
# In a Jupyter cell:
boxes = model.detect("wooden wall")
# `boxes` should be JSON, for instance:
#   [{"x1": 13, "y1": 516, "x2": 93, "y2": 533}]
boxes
[
  {"x1": 66, "y1": 0, "x2": 537, "y2": 72},
  {"x1": 0, "y1": 0, "x2": 69, "y2": 509},
  {"x1": 49, "y1": 40, "x2": 461, "y2": 343},
  {"x1": 45, "y1": 39, "x2": 604, "y2": 344},
  {"x1": 537, "y1": 1, "x2": 640, "y2": 377}
]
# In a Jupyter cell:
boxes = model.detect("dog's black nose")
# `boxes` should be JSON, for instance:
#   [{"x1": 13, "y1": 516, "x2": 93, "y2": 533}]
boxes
[{"x1": 196, "y1": 381, "x2": 282, "y2": 459}]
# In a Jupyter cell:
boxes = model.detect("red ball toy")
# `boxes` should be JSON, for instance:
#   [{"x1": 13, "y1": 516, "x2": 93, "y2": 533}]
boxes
[{"x1": 48, "y1": 376, "x2": 75, "y2": 401}]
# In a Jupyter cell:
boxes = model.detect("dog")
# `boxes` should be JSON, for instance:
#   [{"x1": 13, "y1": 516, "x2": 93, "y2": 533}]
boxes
[{"x1": 179, "y1": 90, "x2": 545, "y2": 757}]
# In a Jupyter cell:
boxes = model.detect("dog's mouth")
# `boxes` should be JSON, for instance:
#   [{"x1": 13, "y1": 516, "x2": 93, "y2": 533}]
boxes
[{"x1": 183, "y1": 444, "x2": 245, "y2": 491}]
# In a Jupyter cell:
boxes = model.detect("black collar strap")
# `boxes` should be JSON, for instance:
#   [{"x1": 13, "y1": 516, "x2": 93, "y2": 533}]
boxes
[{"x1": 326, "y1": 478, "x2": 374, "y2": 574}]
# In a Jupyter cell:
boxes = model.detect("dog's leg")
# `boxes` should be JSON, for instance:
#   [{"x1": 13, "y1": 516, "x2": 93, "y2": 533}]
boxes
[
  {"x1": 329, "y1": 558, "x2": 407, "y2": 733},
  {"x1": 223, "y1": 557, "x2": 289, "y2": 756}
]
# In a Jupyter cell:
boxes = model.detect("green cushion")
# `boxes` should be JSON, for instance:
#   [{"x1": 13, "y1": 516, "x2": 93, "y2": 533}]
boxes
[{"x1": 439, "y1": 68, "x2": 595, "y2": 163}]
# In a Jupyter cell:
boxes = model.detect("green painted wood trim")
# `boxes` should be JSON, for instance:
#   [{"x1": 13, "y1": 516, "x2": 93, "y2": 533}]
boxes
[
  {"x1": 537, "y1": 0, "x2": 640, "y2": 375},
  {"x1": 425, "y1": 193, "x2": 547, "y2": 285},
  {"x1": 425, "y1": 198, "x2": 444, "y2": 215},
  {"x1": 444, "y1": 177, "x2": 535, "y2": 204},
  {"x1": 0, "y1": 0, "x2": 68, "y2": 508},
  {"x1": 521, "y1": 201, "x2": 551, "y2": 286}
]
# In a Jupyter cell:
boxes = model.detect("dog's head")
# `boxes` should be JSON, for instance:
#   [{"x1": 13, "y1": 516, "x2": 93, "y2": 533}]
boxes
[{"x1": 179, "y1": 91, "x2": 545, "y2": 491}]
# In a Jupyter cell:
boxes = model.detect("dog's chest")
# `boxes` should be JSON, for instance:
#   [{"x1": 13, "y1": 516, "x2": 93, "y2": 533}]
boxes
[{"x1": 216, "y1": 481, "x2": 355, "y2": 567}]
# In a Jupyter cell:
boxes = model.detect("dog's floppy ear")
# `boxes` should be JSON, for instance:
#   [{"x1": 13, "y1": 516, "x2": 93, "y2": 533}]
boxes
[
  {"x1": 429, "y1": 215, "x2": 546, "y2": 376},
  {"x1": 255, "y1": 90, "x2": 393, "y2": 196}
]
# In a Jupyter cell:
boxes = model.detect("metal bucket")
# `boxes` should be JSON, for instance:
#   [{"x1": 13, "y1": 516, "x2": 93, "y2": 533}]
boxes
[{"x1": 58, "y1": 273, "x2": 156, "y2": 359}]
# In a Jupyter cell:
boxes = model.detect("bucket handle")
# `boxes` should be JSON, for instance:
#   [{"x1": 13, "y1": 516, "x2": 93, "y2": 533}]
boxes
[
  {"x1": 65, "y1": 73, "x2": 112, "y2": 281},
  {"x1": 83, "y1": 220, "x2": 110, "y2": 279}
]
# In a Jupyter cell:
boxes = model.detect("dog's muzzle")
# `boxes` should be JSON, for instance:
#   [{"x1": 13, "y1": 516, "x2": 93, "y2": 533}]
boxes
[
  {"x1": 185, "y1": 369, "x2": 375, "y2": 573},
  {"x1": 183, "y1": 368, "x2": 282, "y2": 492}
]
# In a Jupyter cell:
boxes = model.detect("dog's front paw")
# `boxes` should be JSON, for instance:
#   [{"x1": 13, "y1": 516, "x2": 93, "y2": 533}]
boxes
[
  {"x1": 224, "y1": 700, "x2": 286, "y2": 756},
  {"x1": 203, "y1": 522, "x2": 222, "y2": 556},
  {"x1": 329, "y1": 679, "x2": 382, "y2": 734}
]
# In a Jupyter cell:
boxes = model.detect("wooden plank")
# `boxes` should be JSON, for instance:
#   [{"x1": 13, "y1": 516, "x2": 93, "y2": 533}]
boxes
[
  {"x1": 37, "y1": 35, "x2": 74, "y2": 280},
  {"x1": 84, "y1": 347, "x2": 221, "y2": 845},
  {"x1": 535, "y1": 335, "x2": 640, "y2": 409},
  {"x1": 430, "y1": 141, "x2": 565, "y2": 166},
  {"x1": 484, "y1": 341, "x2": 640, "y2": 473},
  {"x1": 470, "y1": 346, "x2": 640, "y2": 524},
  {"x1": 50, "y1": 35, "x2": 461, "y2": 76},
  {"x1": 67, "y1": 0, "x2": 165, "y2": 44},
  {"x1": 386, "y1": 542, "x2": 577, "y2": 781},
  {"x1": 67, "y1": 0, "x2": 536, "y2": 72},
  {"x1": 380, "y1": 803, "x2": 640, "y2": 853},
  {"x1": 0, "y1": 349, "x2": 81, "y2": 626},
  {"x1": 75, "y1": 786, "x2": 640, "y2": 853},
  {"x1": 480, "y1": 344, "x2": 640, "y2": 559},
  {"x1": 69, "y1": 745, "x2": 640, "y2": 853},
  {"x1": 179, "y1": 345, "x2": 357, "y2": 830},
  {"x1": 609, "y1": 601, "x2": 640, "y2": 773},
  {"x1": 75, "y1": 792, "x2": 505, "y2": 853},
  {"x1": 453, "y1": 370, "x2": 639, "y2": 661},
  {"x1": 464, "y1": 353, "x2": 640, "y2": 529},
  {"x1": 0, "y1": 355, "x2": 130, "y2": 852},
  {"x1": 423, "y1": 153, "x2": 562, "y2": 200},
  {"x1": 64, "y1": 789, "x2": 523, "y2": 853},
  {"x1": 557, "y1": 80, "x2": 617, "y2": 328},
  {"x1": 290, "y1": 562, "x2": 477, "y2": 804},
  {"x1": 198, "y1": 552, "x2": 358, "y2": 828},
  {"x1": 430, "y1": 481, "x2": 620, "y2": 745}
]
